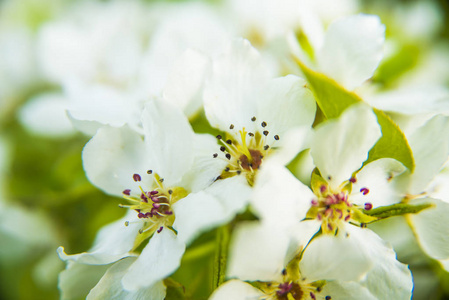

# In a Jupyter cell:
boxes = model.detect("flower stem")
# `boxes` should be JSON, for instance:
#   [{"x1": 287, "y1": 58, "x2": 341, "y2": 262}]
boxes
[{"x1": 213, "y1": 224, "x2": 230, "y2": 290}]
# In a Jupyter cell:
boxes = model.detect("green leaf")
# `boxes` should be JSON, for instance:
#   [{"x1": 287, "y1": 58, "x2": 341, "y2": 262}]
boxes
[
  {"x1": 294, "y1": 57, "x2": 415, "y2": 172},
  {"x1": 373, "y1": 43, "x2": 421, "y2": 88},
  {"x1": 213, "y1": 225, "x2": 230, "y2": 289},
  {"x1": 295, "y1": 58, "x2": 360, "y2": 120},
  {"x1": 164, "y1": 278, "x2": 187, "y2": 300},
  {"x1": 365, "y1": 109, "x2": 414, "y2": 171},
  {"x1": 363, "y1": 202, "x2": 434, "y2": 219}
]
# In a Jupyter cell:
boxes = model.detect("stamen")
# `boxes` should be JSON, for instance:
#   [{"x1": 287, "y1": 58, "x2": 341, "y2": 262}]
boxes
[
  {"x1": 310, "y1": 292, "x2": 316, "y2": 300},
  {"x1": 213, "y1": 153, "x2": 218, "y2": 158},
  {"x1": 364, "y1": 202, "x2": 373, "y2": 210},
  {"x1": 133, "y1": 174, "x2": 141, "y2": 182},
  {"x1": 326, "y1": 296, "x2": 332, "y2": 300},
  {"x1": 274, "y1": 135, "x2": 280, "y2": 140},
  {"x1": 123, "y1": 189, "x2": 131, "y2": 195},
  {"x1": 349, "y1": 177, "x2": 356, "y2": 183},
  {"x1": 216, "y1": 135, "x2": 222, "y2": 139},
  {"x1": 124, "y1": 221, "x2": 129, "y2": 226},
  {"x1": 220, "y1": 146, "x2": 226, "y2": 152},
  {"x1": 263, "y1": 130, "x2": 269, "y2": 136},
  {"x1": 248, "y1": 132, "x2": 254, "y2": 137},
  {"x1": 261, "y1": 121, "x2": 267, "y2": 127},
  {"x1": 147, "y1": 170, "x2": 153, "y2": 174},
  {"x1": 320, "y1": 185, "x2": 326, "y2": 193},
  {"x1": 226, "y1": 139, "x2": 232, "y2": 145},
  {"x1": 229, "y1": 124, "x2": 234, "y2": 129},
  {"x1": 360, "y1": 188, "x2": 369, "y2": 195},
  {"x1": 225, "y1": 153, "x2": 231, "y2": 160},
  {"x1": 251, "y1": 116, "x2": 256, "y2": 122},
  {"x1": 264, "y1": 145, "x2": 269, "y2": 150}
]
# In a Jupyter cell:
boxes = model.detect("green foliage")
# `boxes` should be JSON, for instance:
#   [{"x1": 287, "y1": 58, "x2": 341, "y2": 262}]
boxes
[
  {"x1": 363, "y1": 202, "x2": 434, "y2": 219},
  {"x1": 295, "y1": 58, "x2": 415, "y2": 172},
  {"x1": 373, "y1": 43, "x2": 421, "y2": 88}
]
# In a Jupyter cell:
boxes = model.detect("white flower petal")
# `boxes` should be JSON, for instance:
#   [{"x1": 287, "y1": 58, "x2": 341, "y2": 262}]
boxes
[
  {"x1": 59, "y1": 261, "x2": 109, "y2": 300},
  {"x1": 66, "y1": 82, "x2": 138, "y2": 128},
  {"x1": 428, "y1": 170, "x2": 449, "y2": 204},
  {"x1": 410, "y1": 197, "x2": 449, "y2": 260},
  {"x1": 121, "y1": 229, "x2": 185, "y2": 290},
  {"x1": 317, "y1": 14, "x2": 385, "y2": 90},
  {"x1": 82, "y1": 126, "x2": 147, "y2": 197},
  {"x1": 320, "y1": 281, "x2": 376, "y2": 300},
  {"x1": 209, "y1": 279, "x2": 262, "y2": 300},
  {"x1": 19, "y1": 92, "x2": 75, "y2": 138},
  {"x1": 141, "y1": 99, "x2": 195, "y2": 187},
  {"x1": 365, "y1": 85, "x2": 449, "y2": 115},
  {"x1": 203, "y1": 38, "x2": 269, "y2": 132},
  {"x1": 174, "y1": 176, "x2": 252, "y2": 244},
  {"x1": 408, "y1": 115, "x2": 449, "y2": 195},
  {"x1": 227, "y1": 222, "x2": 290, "y2": 282},
  {"x1": 255, "y1": 75, "x2": 316, "y2": 136},
  {"x1": 163, "y1": 49, "x2": 210, "y2": 118},
  {"x1": 172, "y1": 191, "x2": 226, "y2": 245},
  {"x1": 351, "y1": 158, "x2": 405, "y2": 207},
  {"x1": 181, "y1": 133, "x2": 227, "y2": 193},
  {"x1": 268, "y1": 127, "x2": 312, "y2": 166},
  {"x1": 358, "y1": 238, "x2": 413, "y2": 300},
  {"x1": 311, "y1": 104, "x2": 381, "y2": 190},
  {"x1": 57, "y1": 212, "x2": 140, "y2": 265},
  {"x1": 205, "y1": 175, "x2": 253, "y2": 220},
  {"x1": 87, "y1": 257, "x2": 166, "y2": 300},
  {"x1": 252, "y1": 162, "x2": 314, "y2": 227},
  {"x1": 300, "y1": 225, "x2": 375, "y2": 282}
]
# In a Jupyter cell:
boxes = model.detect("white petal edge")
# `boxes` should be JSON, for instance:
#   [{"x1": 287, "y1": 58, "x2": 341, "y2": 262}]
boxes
[
  {"x1": 141, "y1": 99, "x2": 195, "y2": 187},
  {"x1": 317, "y1": 14, "x2": 385, "y2": 90},
  {"x1": 57, "y1": 212, "x2": 141, "y2": 265},
  {"x1": 121, "y1": 228, "x2": 185, "y2": 290},
  {"x1": 209, "y1": 279, "x2": 262, "y2": 300},
  {"x1": 311, "y1": 103, "x2": 381, "y2": 191},
  {"x1": 87, "y1": 257, "x2": 166, "y2": 300},
  {"x1": 82, "y1": 125, "x2": 147, "y2": 197}
]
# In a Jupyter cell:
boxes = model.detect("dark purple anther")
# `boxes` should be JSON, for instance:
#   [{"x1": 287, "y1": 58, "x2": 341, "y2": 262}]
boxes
[
  {"x1": 344, "y1": 214, "x2": 351, "y2": 221},
  {"x1": 150, "y1": 190, "x2": 158, "y2": 195},
  {"x1": 153, "y1": 203, "x2": 160, "y2": 209},
  {"x1": 157, "y1": 226, "x2": 164, "y2": 233},
  {"x1": 327, "y1": 223, "x2": 333, "y2": 231},
  {"x1": 360, "y1": 187, "x2": 369, "y2": 195},
  {"x1": 138, "y1": 213, "x2": 145, "y2": 218},
  {"x1": 310, "y1": 292, "x2": 316, "y2": 300},
  {"x1": 317, "y1": 213, "x2": 322, "y2": 221},
  {"x1": 336, "y1": 209, "x2": 343, "y2": 219},
  {"x1": 133, "y1": 173, "x2": 141, "y2": 182},
  {"x1": 349, "y1": 177, "x2": 357, "y2": 183},
  {"x1": 364, "y1": 202, "x2": 373, "y2": 210},
  {"x1": 311, "y1": 199, "x2": 318, "y2": 206},
  {"x1": 141, "y1": 193, "x2": 148, "y2": 202},
  {"x1": 277, "y1": 282, "x2": 293, "y2": 296},
  {"x1": 145, "y1": 212, "x2": 152, "y2": 218},
  {"x1": 320, "y1": 185, "x2": 327, "y2": 193},
  {"x1": 123, "y1": 189, "x2": 131, "y2": 195},
  {"x1": 165, "y1": 210, "x2": 173, "y2": 215}
]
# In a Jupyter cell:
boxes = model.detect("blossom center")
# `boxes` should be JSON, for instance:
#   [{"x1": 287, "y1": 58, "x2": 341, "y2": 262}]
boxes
[
  {"x1": 307, "y1": 178, "x2": 373, "y2": 234},
  {"x1": 276, "y1": 282, "x2": 303, "y2": 300},
  {"x1": 213, "y1": 117, "x2": 279, "y2": 185},
  {"x1": 121, "y1": 171, "x2": 187, "y2": 235}
]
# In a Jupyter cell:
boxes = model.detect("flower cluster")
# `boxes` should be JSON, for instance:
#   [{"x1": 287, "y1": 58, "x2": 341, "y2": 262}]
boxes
[{"x1": 2, "y1": 0, "x2": 449, "y2": 299}]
